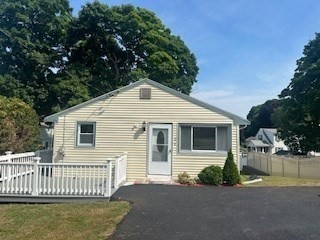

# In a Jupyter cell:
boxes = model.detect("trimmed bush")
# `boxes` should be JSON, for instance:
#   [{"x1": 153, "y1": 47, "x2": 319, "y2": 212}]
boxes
[
  {"x1": 223, "y1": 150, "x2": 241, "y2": 185},
  {"x1": 198, "y1": 165, "x2": 222, "y2": 185}
]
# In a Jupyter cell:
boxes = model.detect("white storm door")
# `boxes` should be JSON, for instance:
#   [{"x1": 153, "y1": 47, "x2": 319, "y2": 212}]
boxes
[{"x1": 148, "y1": 124, "x2": 172, "y2": 175}]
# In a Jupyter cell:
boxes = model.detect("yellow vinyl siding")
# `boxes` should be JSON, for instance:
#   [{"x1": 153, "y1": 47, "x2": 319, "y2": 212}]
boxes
[{"x1": 52, "y1": 83, "x2": 239, "y2": 181}]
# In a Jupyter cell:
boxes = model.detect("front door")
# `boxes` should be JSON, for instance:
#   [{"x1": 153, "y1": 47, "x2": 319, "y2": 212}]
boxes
[{"x1": 148, "y1": 124, "x2": 172, "y2": 175}]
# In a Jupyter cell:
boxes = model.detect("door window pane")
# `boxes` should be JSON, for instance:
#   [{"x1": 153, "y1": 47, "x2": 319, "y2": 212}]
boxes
[{"x1": 152, "y1": 129, "x2": 168, "y2": 162}]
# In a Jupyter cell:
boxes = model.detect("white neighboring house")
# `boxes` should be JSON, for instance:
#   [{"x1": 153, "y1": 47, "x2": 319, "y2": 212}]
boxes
[{"x1": 247, "y1": 128, "x2": 289, "y2": 154}]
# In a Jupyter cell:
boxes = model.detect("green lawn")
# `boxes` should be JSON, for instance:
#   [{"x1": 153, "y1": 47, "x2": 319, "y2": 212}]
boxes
[
  {"x1": 0, "y1": 201, "x2": 131, "y2": 240},
  {"x1": 241, "y1": 174, "x2": 320, "y2": 187}
]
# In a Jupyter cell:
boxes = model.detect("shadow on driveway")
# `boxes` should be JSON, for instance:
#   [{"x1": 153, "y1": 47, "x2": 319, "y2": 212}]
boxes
[{"x1": 110, "y1": 185, "x2": 320, "y2": 240}]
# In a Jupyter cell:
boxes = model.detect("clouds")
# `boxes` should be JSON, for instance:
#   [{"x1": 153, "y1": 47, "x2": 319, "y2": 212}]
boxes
[{"x1": 191, "y1": 88, "x2": 279, "y2": 118}]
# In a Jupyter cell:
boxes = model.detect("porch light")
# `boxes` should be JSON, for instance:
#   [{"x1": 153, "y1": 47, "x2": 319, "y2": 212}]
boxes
[{"x1": 142, "y1": 121, "x2": 146, "y2": 131}]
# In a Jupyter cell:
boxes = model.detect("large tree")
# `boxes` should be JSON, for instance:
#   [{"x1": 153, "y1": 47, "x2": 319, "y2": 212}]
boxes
[
  {"x1": 277, "y1": 33, "x2": 320, "y2": 153},
  {"x1": 244, "y1": 99, "x2": 281, "y2": 138},
  {"x1": 1, "y1": 1, "x2": 198, "y2": 116},
  {"x1": 0, "y1": 0, "x2": 73, "y2": 116},
  {"x1": 51, "y1": 2, "x2": 198, "y2": 112}
]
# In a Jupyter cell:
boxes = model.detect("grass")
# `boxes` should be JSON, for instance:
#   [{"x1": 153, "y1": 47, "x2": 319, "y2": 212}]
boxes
[
  {"x1": 241, "y1": 174, "x2": 320, "y2": 187},
  {"x1": 0, "y1": 201, "x2": 131, "y2": 240}
]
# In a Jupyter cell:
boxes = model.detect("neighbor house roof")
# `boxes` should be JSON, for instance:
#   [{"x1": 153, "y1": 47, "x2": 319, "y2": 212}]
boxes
[
  {"x1": 261, "y1": 128, "x2": 277, "y2": 134},
  {"x1": 257, "y1": 128, "x2": 278, "y2": 145},
  {"x1": 247, "y1": 139, "x2": 270, "y2": 148},
  {"x1": 44, "y1": 78, "x2": 250, "y2": 125}
]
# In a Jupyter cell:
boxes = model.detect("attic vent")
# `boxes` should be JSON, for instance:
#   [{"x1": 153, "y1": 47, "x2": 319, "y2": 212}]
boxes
[{"x1": 140, "y1": 88, "x2": 151, "y2": 99}]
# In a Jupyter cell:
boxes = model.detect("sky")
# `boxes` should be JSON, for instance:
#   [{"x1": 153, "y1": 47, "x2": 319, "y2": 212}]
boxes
[{"x1": 69, "y1": 0, "x2": 320, "y2": 118}]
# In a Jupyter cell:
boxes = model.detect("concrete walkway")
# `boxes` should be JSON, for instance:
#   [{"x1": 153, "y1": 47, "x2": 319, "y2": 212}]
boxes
[{"x1": 110, "y1": 184, "x2": 320, "y2": 240}]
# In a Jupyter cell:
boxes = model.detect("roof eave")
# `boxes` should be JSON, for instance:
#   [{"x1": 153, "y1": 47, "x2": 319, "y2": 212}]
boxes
[{"x1": 44, "y1": 78, "x2": 251, "y2": 125}]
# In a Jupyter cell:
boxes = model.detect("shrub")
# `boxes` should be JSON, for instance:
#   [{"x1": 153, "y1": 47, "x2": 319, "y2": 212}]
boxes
[
  {"x1": 178, "y1": 172, "x2": 191, "y2": 184},
  {"x1": 198, "y1": 165, "x2": 222, "y2": 185},
  {"x1": 223, "y1": 150, "x2": 241, "y2": 185},
  {"x1": 177, "y1": 172, "x2": 197, "y2": 185},
  {"x1": 0, "y1": 96, "x2": 40, "y2": 154}
]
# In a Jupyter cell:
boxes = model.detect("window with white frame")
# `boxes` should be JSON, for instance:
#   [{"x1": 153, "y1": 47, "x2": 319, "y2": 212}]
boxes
[
  {"x1": 179, "y1": 125, "x2": 229, "y2": 152},
  {"x1": 77, "y1": 122, "x2": 96, "y2": 147}
]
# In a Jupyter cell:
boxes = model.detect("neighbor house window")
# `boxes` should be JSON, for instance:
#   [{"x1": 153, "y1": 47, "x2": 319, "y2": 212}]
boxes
[
  {"x1": 77, "y1": 122, "x2": 96, "y2": 147},
  {"x1": 179, "y1": 125, "x2": 229, "y2": 152}
]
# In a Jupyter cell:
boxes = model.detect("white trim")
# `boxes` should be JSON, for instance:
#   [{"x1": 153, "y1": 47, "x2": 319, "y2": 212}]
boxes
[
  {"x1": 179, "y1": 124, "x2": 230, "y2": 153},
  {"x1": 76, "y1": 122, "x2": 96, "y2": 147},
  {"x1": 148, "y1": 123, "x2": 172, "y2": 175}
]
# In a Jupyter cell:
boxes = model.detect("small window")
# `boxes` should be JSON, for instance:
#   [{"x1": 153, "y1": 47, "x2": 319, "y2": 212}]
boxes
[
  {"x1": 179, "y1": 125, "x2": 229, "y2": 152},
  {"x1": 77, "y1": 122, "x2": 96, "y2": 147},
  {"x1": 258, "y1": 135, "x2": 263, "y2": 140}
]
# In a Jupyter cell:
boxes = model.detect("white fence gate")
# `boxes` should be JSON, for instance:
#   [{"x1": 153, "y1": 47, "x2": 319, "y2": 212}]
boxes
[{"x1": 0, "y1": 151, "x2": 127, "y2": 198}]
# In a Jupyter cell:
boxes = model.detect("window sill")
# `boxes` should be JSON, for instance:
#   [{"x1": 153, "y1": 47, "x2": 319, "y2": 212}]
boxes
[
  {"x1": 178, "y1": 150, "x2": 228, "y2": 156},
  {"x1": 74, "y1": 145, "x2": 96, "y2": 149}
]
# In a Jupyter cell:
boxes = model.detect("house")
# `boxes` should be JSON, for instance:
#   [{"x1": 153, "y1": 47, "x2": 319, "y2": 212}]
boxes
[
  {"x1": 247, "y1": 128, "x2": 288, "y2": 154},
  {"x1": 44, "y1": 79, "x2": 250, "y2": 182}
]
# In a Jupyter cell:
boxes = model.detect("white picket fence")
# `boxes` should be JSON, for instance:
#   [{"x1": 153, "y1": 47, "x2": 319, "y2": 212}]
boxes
[{"x1": 0, "y1": 151, "x2": 127, "y2": 197}]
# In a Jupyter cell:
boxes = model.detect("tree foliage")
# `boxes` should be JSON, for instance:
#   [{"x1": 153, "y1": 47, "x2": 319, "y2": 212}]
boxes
[
  {"x1": 277, "y1": 33, "x2": 320, "y2": 153},
  {"x1": 0, "y1": 0, "x2": 73, "y2": 116},
  {"x1": 0, "y1": 96, "x2": 40, "y2": 154},
  {"x1": 244, "y1": 99, "x2": 281, "y2": 138},
  {"x1": 0, "y1": 0, "x2": 198, "y2": 116}
]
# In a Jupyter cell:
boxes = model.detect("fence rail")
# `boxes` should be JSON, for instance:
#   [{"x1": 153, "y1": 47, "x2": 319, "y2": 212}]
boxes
[
  {"x1": 247, "y1": 152, "x2": 320, "y2": 179},
  {"x1": 0, "y1": 151, "x2": 127, "y2": 198},
  {"x1": 0, "y1": 151, "x2": 35, "y2": 163}
]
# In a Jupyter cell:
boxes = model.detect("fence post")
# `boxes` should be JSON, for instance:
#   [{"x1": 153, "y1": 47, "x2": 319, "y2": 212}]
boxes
[
  {"x1": 31, "y1": 157, "x2": 41, "y2": 196},
  {"x1": 124, "y1": 152, "x2": 128, "y2": 182},
  {"x1": 297, "y1": 158, "x2": 300, "y2": 178},
  {"x1": 281, "y1": 157, "x2": 284, "y2": 177},
  {"x1": 104, "y1": 159, "x2": 112, "y2": 197},
  {"x1": 5, "y1": 151, "x2": 13, "y2": 181},
  {"x1": 259, "y1": 153, "x2": 262, "y2": 170},
  {"x1": 270, "y1": 155, "x2": 273, "y2": 175},
  {"x1": 114, "y1": 155, "x2": 120, "y2": 190}
]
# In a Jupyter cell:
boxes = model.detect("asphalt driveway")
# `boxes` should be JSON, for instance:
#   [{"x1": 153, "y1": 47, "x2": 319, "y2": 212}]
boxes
[{"x1": 110, "y1": 185, "x2": 320, "y2": 240}]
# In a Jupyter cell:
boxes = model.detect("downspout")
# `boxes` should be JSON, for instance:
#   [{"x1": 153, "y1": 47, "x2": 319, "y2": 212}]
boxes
[
  {"x1": 239, "y1": 125, "x2": 247, "y2": 130},
  {"x1": 238, "y1": 125, "x2": 248, "y2": 171}
]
